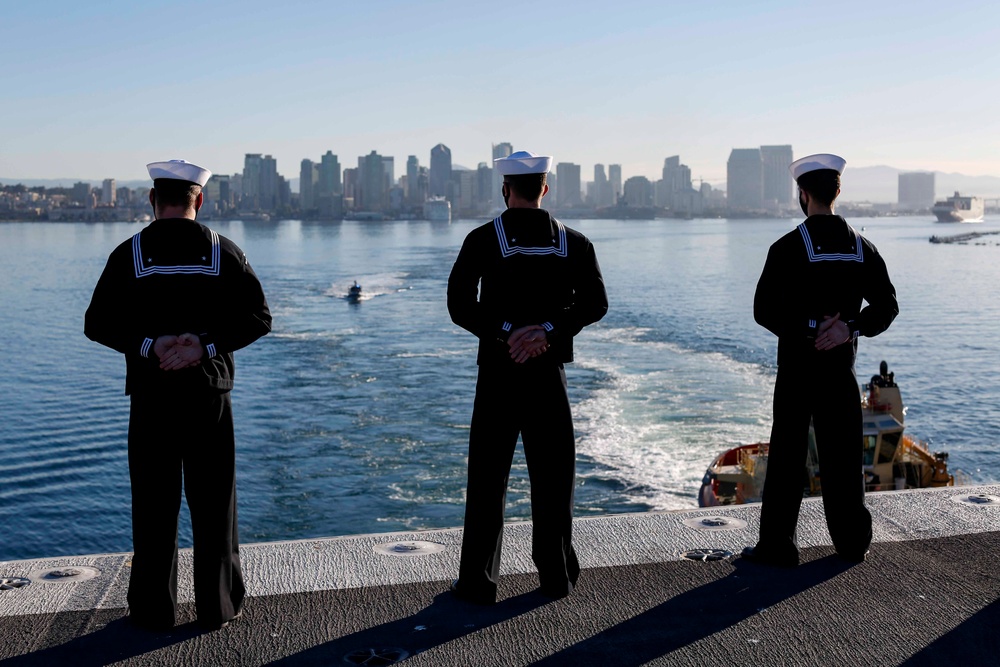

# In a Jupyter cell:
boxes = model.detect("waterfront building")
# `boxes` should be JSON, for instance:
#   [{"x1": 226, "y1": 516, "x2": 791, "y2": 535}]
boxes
[
  {"x1": 382, "y1": 156, "x2": 394, "y2": 198},
  {"x1": 356, "y1": 151, "x2": 388, "y2": 212},
  {"x1": 202, "y1": 174, "x2": 233, "y2": 216},
  {"x1": 261, "y1": 155, "x2": 279, "y2": 211},
  {"x1": 898, "y1": 172, "x2": 935, "y2": 209},
  {"x1": 299, "y1": 159, "x2": 318, "y2": 211},
  {"x1": 593, "y1": 164, "x2": 613, "y2": 208},
  {"x1": 656, "y1": 156, "x2": 678, "y2": 208},
  {"x1": 415, "y1": 167, "x2": 429, "y2": 205},
  {"x1": 761, "y1": 145, "x2": 794, "y2": 209},
  {"x1": 342, "y1": 168, "x2": 357, "y2": 208},
  {"x1": 101, "y1": 179, "x2": 116, "y2": 206},
  {"x1": 476, "y1": 162, "x2": 492, "y2": 212},
  {"x1": 71, "y1": 182, "x2": 91, "y2": 205},
  {"x1": 318, "y1": 151, "x2": 342, "y2": 196},
  {"x1": 406, "y1": 156, "x2": 420, "y2": 205},
  {"x1": 609, "y1": 164, "x2": 622, "y2": 205},
  {"x1": 556, "y1": 162, "x2": 582, "y2": 208},
  {"x1": 203, "y1": 175, "x2": 222, "y2": 213},
  {"x1": 229, "y1": 173, "x2": 243, "y2": 203},
  {"x1": 727, "y1": 148, "x2": 764, "y2": 212},
  {"x1": 430, "y1": 144, "x2": 452, "y2": 198},
  {"x1": 623, "y1": 175, "x2": 654, "y2": 207},
  {"x1": 277, "y1": 173, "x2": 291, "y2": 210},
  {"x1": 242, "y1": 154, "x2": 263, "y2": 210},
  {"x1": 451, "y1": 168, "x2": 476, "y2": 216},
  {"x1": 116, "y1": 186, "x2": 131, "y2": 206},
  {"x1": 491, "y1": 142, "x2": 513, "y2": 210}
]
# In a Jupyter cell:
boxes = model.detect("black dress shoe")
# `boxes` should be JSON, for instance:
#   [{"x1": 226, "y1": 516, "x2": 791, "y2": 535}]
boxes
[
  {"x1": 839, "y1": 550, "x2": 869, "y2": 563},
  {"x1": 198, "y1": 609, "x2": 242, "y2": 631},
  {"x1": 126, "y1": 612, "x2": 175, "y2": 632},
  {"x1": 538, "y1": 586, "x2": 571, "y2": 600},
  {"x1": 449, "y1": 579, "x2": 496, "y2": 605},
  {"x1": 740, "y1": 546, "x2": 799, "y2": 568}
]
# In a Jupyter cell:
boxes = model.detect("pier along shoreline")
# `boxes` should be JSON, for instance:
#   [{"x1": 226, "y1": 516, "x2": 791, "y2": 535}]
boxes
[{"x1": 2, "y1": 485, "x2": 999, "y2": 666}]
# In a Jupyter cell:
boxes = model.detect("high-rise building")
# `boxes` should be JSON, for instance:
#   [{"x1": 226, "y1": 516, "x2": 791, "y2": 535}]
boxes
[
  {"x1": 760, "y1": 145, "x2": 794, "y2": 208},
  {"x1": 406, "y1": 156, "x2": 420, "y2": 205},
  {"x1": 101, "y1": 179, "x2": 116, "y2": 205},
  {"x1": 300, "y1": 159, "x2": 318, "y2": 210},
  {"x1": 477, "y1": 162, "x2": 492, "y2": 210},
  {"x1": 727, "y1": 148, "x2": 764, "y2": 211},
  {"x1": 71, "y1": 182, "x2": 92, "y2": 205},
  {"x1": 342, "y1": 168, "x2": 357, "y2": 207},
  {"x1": 242, "y1": 154, "x2": 263, "y2": 210},
  {"x1": 430, "y1": 144, "x2": 452, "y2": 197},
  {"x1": 451, "y1": 168, "x2": 476, "y2": 215},
  {"x1": 260, "y1": 155, "x2": 278, "y2": 210},
  {"x1": 898, "y1": 172, "x2": 935, "y2": 209},
  {"x1": 608, "y1": 165, "x2": 622, "y2": 204},
  {"x1": 415, "y1": 167, "x2": 429, "y2": 205},
  {"x1": 318, "y1": 151, "x2": 341, "y2": 197},
  {"x1": 555, "y1": 162, "x2": 582, "y2": 207},
  {"x1": 593, "y1": 164, "x2": 613, "y2": 208},
  {"x1": 491, "y1": 142, "x2": 513, "y2": 209},
  {"x1": 382, "y1": 156, "x2": 394, "y2": 195},
  {"x1": 357, "y1": 151, "x2": 388, "y2": 211},
  {"x1": 623, "y1": 176, "x2": 654, "y2": 207}
]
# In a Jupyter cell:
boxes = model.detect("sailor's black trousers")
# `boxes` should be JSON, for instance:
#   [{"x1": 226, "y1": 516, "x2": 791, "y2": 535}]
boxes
[
  {"x1": 126, "y1": 388, "x2": 245, "y2": 628},
  {"x1": 758, "y1": 354, "x2": 873, "y2": 561},
  {"x1": 457, "y1": 361, "x2": 580, "y2": 602}
]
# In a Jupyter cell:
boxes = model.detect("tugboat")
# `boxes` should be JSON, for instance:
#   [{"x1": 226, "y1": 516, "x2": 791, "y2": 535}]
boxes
[{"x1": 698, "y1": 362, "x2": 954, "y2": 507}]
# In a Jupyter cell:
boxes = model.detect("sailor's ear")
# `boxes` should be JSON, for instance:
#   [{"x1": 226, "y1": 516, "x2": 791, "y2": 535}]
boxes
[
  {"x1": 148, "y1": 188, "x2": 156, "y2": 208},
  {"x1": 195, "y1": 191, "x2": 204, "y2": 211},
  {"x1": 541, "y1": 183, "x2": 549, "y2": 198}
]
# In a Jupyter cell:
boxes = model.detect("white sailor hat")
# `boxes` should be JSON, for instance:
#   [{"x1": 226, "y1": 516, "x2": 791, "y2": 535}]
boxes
[
  {"x1": 494, "y1": 150, "x2": 552, "y2": 176},
  {"x1": 147, "y1": 159, "x2": 212, "y2": 186},
  {"x1": 789, "y1": 153, "x2": 846, "y2": 181}
]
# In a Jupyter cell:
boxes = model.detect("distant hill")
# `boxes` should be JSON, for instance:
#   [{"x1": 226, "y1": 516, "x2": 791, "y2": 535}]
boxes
[{"x1": 840, "y1": 166, "x2": 1000, "y2": 203}]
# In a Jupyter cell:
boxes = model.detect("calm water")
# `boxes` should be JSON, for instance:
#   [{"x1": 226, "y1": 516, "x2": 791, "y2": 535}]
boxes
[{"x1": 2, "y1": 216, "x2": 999, "y2": 562}]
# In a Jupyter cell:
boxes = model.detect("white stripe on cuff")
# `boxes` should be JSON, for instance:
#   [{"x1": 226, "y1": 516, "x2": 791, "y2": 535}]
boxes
[
  {"x1": 542, "y1": 322, "x2": 554, "y2": 332},
  {"x1": 140, "y1": 337, "x2": 153, "y2": 358},
  {"x1": 206, "y1": 343, "x2": 216, "y2": 359}
]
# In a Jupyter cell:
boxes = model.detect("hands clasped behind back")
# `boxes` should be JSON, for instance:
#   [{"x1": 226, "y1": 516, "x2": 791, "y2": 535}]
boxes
[
  {"x1": 507, "y1": 324, "x2": 550, "y2": 364},
  {"x1": 155, "y1": 333, "x2": 204, "y2": 370}
]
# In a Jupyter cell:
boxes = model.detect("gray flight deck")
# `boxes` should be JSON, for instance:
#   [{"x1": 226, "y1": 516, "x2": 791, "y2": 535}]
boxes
[{"x1": 2, "y1": 485, "x2": 999, "y2": 666}]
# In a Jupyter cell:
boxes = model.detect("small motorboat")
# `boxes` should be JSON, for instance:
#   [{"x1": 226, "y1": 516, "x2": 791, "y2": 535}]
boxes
[{"x1": 347, "y1": 281, "x2": 362, "y2": 301}]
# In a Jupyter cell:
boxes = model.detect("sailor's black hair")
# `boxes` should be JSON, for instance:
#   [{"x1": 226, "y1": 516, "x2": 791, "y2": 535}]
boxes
[
  {"x1": 151, "y1": 178, "x2": 202, "y2": 209},
  {"x1": 504, "y1": 173, "x2": 547, "y2": 202},
  {"x1": 796, "y1": 169, "x2": 840, "y2": 206}
]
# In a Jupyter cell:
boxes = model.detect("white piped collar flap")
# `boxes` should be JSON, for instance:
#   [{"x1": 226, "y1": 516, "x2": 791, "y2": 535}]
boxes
[
  {"x1": 493, "y1": 215, "x2": 567, "y2": 258},
  {"x1": 132, "y1": 229, "x2": 221, "y2": 277},
  {"x1": 797, "y1": 222, "x2": 863, "y2": 263}
]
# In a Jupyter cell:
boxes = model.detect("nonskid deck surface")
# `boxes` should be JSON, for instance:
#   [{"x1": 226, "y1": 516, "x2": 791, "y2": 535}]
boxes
[{"x1": 2, "y1": 485, "x2": 999, "y2": 666}]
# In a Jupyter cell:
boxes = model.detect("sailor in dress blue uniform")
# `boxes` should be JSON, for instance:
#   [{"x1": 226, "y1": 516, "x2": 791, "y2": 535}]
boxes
[
  {"x1": 743, "y1": 154, "x2": 898, "y2": 566},
  {"x1": 448, "y1": 151, "x2": 608, "y2": 603},
  {"x1": 85, "y1": 160, "x2": 271, "y2": 629}
]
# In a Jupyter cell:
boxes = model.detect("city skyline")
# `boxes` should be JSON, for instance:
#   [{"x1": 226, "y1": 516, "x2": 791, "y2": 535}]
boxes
[{"x1": 3, "y1": 1, "x2": 999, "y2": 182}]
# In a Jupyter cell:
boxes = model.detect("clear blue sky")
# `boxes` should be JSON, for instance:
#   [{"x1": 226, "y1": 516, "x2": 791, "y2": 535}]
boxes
[{"x1": 3, "y1": 0, "x2": 998, "y2": 184}]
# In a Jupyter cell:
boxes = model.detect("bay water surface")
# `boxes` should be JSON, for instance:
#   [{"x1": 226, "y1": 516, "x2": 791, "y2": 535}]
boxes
[{"x1": 2, "y1": 216, "x2": 998, "y2": 562}]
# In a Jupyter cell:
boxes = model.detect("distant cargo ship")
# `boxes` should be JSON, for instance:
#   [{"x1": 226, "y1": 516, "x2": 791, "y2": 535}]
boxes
[
  {"x1": 424, "y1": 197, "x2": 451, "y2": 223},
  {"x1": 932, "y1": 192, "x2": 984, "y2": 223}
]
